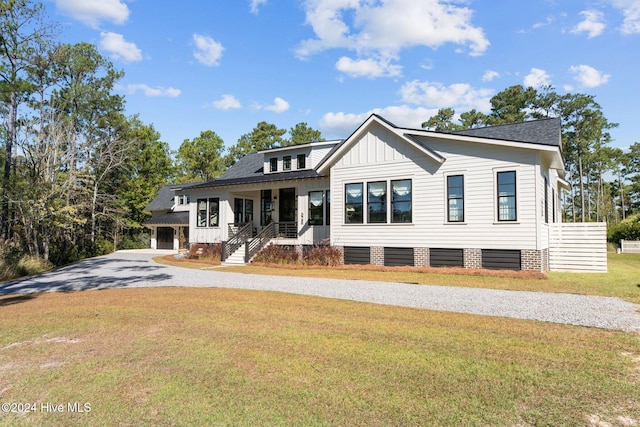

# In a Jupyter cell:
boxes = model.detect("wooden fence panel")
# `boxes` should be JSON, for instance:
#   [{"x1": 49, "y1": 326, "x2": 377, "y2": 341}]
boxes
[{"x1": 549, "y1": 223, "x2": 607, "y2": 272}]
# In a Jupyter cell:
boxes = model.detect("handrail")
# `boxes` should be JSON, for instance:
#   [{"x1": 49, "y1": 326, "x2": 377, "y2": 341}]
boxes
[
  {"x1": 246, "y1": 222, "x2": 276, "y2": 262},
  {"x1": 244, "y1": 222, "x2": 298, "y2": 262},
  {"x1": 222, "y1": 222, "x2": 253, "y2": 261}
]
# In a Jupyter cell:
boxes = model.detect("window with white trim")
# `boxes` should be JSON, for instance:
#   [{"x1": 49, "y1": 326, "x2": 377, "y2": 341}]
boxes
[
  {"x1": 345, "y1": 183, "x2": 363, "y2": 224},
  {"x1": 497, "y1": 171, "x2": 517, "y2": 221},
  {"x1": 391, "y1": 179, "x2": 412, "y2": 223},
  {"x1": 309, "y1": 191, "x2": 324, "y2": 225},
  {"x1": 367, "y1": 181, "x2": 387, "y2": 223},
  {"x1": 447, "y1": 175, "x2": 464, "y2": 222},
  {"x1": 197, "y1": 198, "x2": 219, "y2": 227}
]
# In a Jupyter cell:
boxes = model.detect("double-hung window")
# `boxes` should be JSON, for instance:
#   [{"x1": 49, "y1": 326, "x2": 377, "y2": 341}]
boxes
[
  {"x1": 283, "y1": 156, "x2": 291, "y2": 171},
  {"x1": 197, "y1": 198, "x2": 220, "y2": 227},
  {"x1": 345, "y1": 183, "x2": 363, "y2": 224},
  {"x1": 391, "y1": 179, "x2": 412, "y2": 223},
  {"x1": 447, "y1": 175, "x2": 464, "y2": 222},
  {"x1": 367, "y1": 181, "x2": 387, "y2": 223},
  {"x1": 297, "y1": 154, "x2": 306, "y2": 169},
  {"x1": 270, "y1": 157, "x2": 277, "y2": 172},
  {"x1": 309, "y1": 191, "x2": 324, "y2": 225},
  {"x1": 497, "y1": 171, "x2": 517, "y2": 221}
]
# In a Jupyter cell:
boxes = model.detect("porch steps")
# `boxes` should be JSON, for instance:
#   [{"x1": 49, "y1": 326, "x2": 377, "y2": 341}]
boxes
[{"x1": 222, "y1": 243, "x2": 246, "y2": 265}]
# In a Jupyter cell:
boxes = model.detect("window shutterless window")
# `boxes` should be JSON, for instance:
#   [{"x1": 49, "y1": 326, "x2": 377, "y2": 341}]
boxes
[
  {"x1": 367, "y1": 181, "x2": 387, "y2": 223},
  {"x1": 447, "y1": 175, "x2": 464, "y2": 222},
  {"x1": 197, "y1": 198, "x2": 219, "y2": 227},
  {"x1": 544, "y1": 176, "x2": 549, "y2": 223},
  {"x1": 391, "y1": 179, "x2": 412, "y2": 223},
  {"x1": 270, "y1": 157, "x2": 277, "y2": 172},
  {"x1": 326, "y1": 190, "x2": 330, "y2": 225},
  {"x1": 297, "y1": 154, "x2": 306, "y2": 169},
  {"x1": 283, "y1": 156, "x2": 291, "y2": 171},
  {"x1": 309, "y1": 191, "x2": 324, "y2": 225},
  {"x1": 208, "y1": 198, "x2": 219, "y2": 227},
  {"x1": 497, "y1": 171, "x2": 517, "y2": 221},
  {"x1": 197, "y1": 199, "x2": 207, "y2": 227},
  {"x1": 345, "y1": 183, "x2": 363, "y2": 224},
  {"x1": 177, "y1": 194, "x2": 189, "y2": 205}
]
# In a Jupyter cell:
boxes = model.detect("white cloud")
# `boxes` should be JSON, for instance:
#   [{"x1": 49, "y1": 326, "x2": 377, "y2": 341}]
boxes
[
  {"x1": 320, "y1": 106, "x2": 439, "y2": 137},
  {"x1": 569, "y1": 64, "x2": 611, "y2": 87},
  {"x1": 523, "y1": 68, "x2": 551, "y2": 88},
  {"x1": 250, "y1": 0, "x2": 267, "y2": 14},
  {"x1": 482, "y1": 70, "x2": 500, "y2": 82},
  {"x1": 100, "y1": 32, "x2": 142, "y2": 63},
  {"x1": 55, "y1": 0, "x2": 129, "y2": 28},
  {"x1": 256, "y1": 97, "x2": 290, "y2": 113},
  {"x1": 608, "y1": 0, "x2": 640, "y2": 34},
  {"x1": 296, "y1": 0, "x2": 489, "y2": 78},
  {"x1": 212, "y1": 94, "x2": 242, "y2": 110},
  {"x1": 571, "y1": 10, "x2": 606, "y2": 38},
  {"x1": 399, "y1": 80, "x2": 493, "y2": 111},
  {"x1": 335, "y1": 56, "x2": 402, "y2": 78},
  {"x1": 126, "y1": 84, "x2": 181, "y2": 98},
  {"x1": 193, "y1": 34, "x2": 224, "y2": 66}
]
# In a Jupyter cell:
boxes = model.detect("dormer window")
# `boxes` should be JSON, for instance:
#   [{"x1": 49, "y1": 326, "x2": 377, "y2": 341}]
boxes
[
  {"x1": 270, "y1": 157, "x2": 277, "y2": 172},
  {"x1": 297, "y1": 154, "x2": 306, "y2": 169},
  {"x1": 283, "y1": 156, "x2": 291, "y2": 171},
  {"x1": 177, "y1": 194, "x2": 190, "y2": 205}
]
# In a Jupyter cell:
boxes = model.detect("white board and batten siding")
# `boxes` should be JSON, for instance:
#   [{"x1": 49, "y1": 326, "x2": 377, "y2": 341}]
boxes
[
  {"x1": 549, "y1": 223, "x2": 607, "y2": 272},
  {"x1": 330, "y1": 124, "x2": 543, "y2": 250},
  {"x1": 621, "y1": 240, "x2": 640, "y2": 253}
]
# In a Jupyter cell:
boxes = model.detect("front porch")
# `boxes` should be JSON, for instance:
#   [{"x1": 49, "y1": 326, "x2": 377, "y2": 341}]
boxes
[{"x1": 222, "y1": 221, "x2": 300, "y2": 264}]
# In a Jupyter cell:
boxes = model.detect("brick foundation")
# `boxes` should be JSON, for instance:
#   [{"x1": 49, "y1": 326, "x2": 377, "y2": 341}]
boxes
[
  {"x1": 371, "y1": 246, "x2": 384, "y2": 266},
  {"x1": 464, "y1": 248, "x2": 482, "y2": 269},
  {"x1": 414, "y1": 247, "x2": 430, "y2": 267},
  {"x1": 521, "y1": 249, "x2": 547, "y2": 272}
]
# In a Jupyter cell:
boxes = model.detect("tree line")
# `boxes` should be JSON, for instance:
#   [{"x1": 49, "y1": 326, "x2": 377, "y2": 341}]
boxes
[
  {"x1": 0, "y1": 0, "x2": 325, "y2": 269},
  {"x1": 421, "y1": 85, "x2": 640, "y2": 225},
  {"x1": 2, "y1": 0, "x2": 638, "y2": 273}
]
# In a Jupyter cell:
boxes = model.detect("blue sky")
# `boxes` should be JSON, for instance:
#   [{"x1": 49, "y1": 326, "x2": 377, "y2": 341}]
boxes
[{"x1": 48, "y1": 0, "x2": 639, "y2": 152}]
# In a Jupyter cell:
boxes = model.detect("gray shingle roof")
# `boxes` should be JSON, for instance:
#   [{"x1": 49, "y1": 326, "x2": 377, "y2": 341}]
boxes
[
  {"x1": 452, "y1": 117, "x2": 561, "y2": 147},
  {"x1": 144, "y1": 185, "x2": 176, "y2": 211},
  {"x1": 218, "y1": 152, "x2": 264, "y2": 180}
]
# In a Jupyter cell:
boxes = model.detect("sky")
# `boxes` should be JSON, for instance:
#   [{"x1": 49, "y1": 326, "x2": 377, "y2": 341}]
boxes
[{"x1": 47, "y1": 0, "x2": 640, "y2": 152}]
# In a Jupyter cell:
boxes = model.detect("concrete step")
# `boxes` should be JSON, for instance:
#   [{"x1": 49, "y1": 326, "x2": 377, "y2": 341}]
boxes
[{"x1": 223, "y1": 244, "x2": 246, "y2": 265}]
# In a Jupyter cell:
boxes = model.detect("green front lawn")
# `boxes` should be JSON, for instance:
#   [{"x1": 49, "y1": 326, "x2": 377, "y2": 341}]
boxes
[{"x1": 1, "y1": 288, "x2": 639, "y2": 426}]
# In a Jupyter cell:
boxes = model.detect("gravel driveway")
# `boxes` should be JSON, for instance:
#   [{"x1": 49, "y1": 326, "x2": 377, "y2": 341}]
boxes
[{"x1": 2, "y1": 250, "x2": 639, "y2": 333}]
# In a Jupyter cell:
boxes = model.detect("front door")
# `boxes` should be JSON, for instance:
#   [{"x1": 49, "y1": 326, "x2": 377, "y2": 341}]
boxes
[
  {"x1": 279, "y1": 188, "x2": 296, "y2": 222},
  {"x1": 157, "y1": 227, "x2": 173, "y2": 249}
]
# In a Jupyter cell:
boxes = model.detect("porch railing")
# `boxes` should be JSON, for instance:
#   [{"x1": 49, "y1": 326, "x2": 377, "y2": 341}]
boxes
[
  {"x1": 245, "y1": 222, "x2": 298, "y2": 262},
  {"x1": 222, "y1": 222, "x2": 253, "y2": 261}
]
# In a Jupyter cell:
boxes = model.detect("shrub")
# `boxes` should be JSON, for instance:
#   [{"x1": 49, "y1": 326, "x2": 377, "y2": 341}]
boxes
[
  {"x1": 187, "y1": 243, "x2": 222, "y2": 261},
  {"x1": 607, "y1": 217, "x2": 640, "y2": 245},
  {"x1": 252, "y1": 245, "x2": 299, "y2": 264},
  {"x1": 303, "y1": 245, "x2": 342, "y2": 266}
]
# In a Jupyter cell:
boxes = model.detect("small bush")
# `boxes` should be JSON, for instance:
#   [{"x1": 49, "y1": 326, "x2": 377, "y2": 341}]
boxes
[
  {"x1": 252, "y1": 245, "x2": 300, "y2": 264},
  {"x1": 607, "y1": 217, "x2": 640, "y2": 245},
  {"x1": 118, "y1": 235, "x2": 149, "y2": 250},
  {"x1": 303, "y1": 245, "x2": 342, "y2": 266},
  {"x1": 187, "y1": 243, "x2": 222, "y2": 261}
]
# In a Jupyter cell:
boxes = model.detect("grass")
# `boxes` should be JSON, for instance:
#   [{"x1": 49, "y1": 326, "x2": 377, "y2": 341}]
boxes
[
  {"x1": 1, "y1": 287, "x2": 639, "y2": 426},
  {"x1": 158, "y1": 252, "x2": 640, "y2": 304}
]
